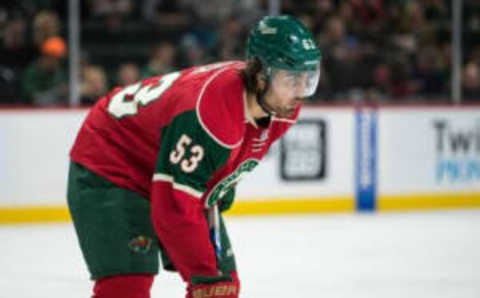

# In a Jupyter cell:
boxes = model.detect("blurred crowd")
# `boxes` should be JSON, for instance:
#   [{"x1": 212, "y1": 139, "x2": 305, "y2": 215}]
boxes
[{"x1": 0, "y1": 0, "x2": 479, "y2": 106}]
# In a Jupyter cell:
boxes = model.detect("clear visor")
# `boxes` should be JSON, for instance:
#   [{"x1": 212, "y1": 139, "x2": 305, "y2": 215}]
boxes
[{"x1": 270, "y1": 64, "x2": 321, "y2": 98}]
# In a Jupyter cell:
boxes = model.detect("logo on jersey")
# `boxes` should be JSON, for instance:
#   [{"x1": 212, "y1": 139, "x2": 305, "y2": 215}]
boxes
[
  {"x1": 206, "y1": 159, "x2": 259, "y2": 207},
  {"x1": 128, "y1": 235, "x2": 153, "y2": 254}
]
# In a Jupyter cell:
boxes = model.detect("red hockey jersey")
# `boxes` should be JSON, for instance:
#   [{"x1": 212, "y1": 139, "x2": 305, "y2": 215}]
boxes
[{"x1": 70, "y1": 61, "x2": 300, "y2": 279}]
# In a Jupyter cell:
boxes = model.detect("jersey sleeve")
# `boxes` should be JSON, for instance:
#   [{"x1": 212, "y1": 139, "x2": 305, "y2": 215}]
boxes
[{"x1": 150, "y1": 109, "x2": 232, "y2": 280}]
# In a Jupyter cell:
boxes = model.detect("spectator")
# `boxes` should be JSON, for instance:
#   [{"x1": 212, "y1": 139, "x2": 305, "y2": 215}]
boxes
[
  {"x1": 116, "y1": 62, "x2": 140, "y2": 86},
  {"x1": 390, "y1": 56, "x2": 416, "y2": 99},
  {"x1": 468, "y1": 46, "x2": 480, "y2": 65},
  {"x1": 0, "y1": 19, "x2": 35, "y2": 71},
  {"x1": 311, "y1": 0, "x2": 334, "y2": 24},
  {"x1": 141, "y1": 42, "x2": 176, "y2": 78},
  {"x1": 80, "y1": 65, "x2": 108, "y2": 105},
  {"x1": 370, "y1": 63, "x2": 393, "y2": 100},
  {"x1": 178, "y1": 33, "x2": 213, "y2": 67},
  {"x1": 7, "y1": 0, "x2": 480, "y2": 104},
  {"x1": 183, "y1": 0, "x2": 263, "y2": 27},
  {"x1": 87, "y1": 0, "x2": 134, "y2": 32},
  {"x1": 412, "y1": 46, "x2": 447, "y2": 98},
  {"x1": 32, "y1": 10, "x2": 61, "y2": 48},
  {"x1": 462, "y1": 62, "x2": 480, "y2": 101},
  {"x1": 318, "y1": 16, "x2": 369, "y2": 100},
  {"x1": 350, "y1": 0, "x2": 386, "y2": 27},
  {"x1": 216, "y1": 16, "x2": 245, "y2": 61},
  {"x1": 21, "y1": 36, "x2": 68, "y2": 106},
  {"x1": 142, "y1": 0, "x2": 192, "y2": 27},
  {"x1": 337, "y1": 1, "x2": 354, "y2": 32},
  {"x1": 0, "y1": 66, "x2": 18, "y2": 104},
  {"x1": 88, "y1": 0, "x2": 132, "y2": 16},
  {"x1": 0, "y1": 18, "x2": 35, "y2": 103}
]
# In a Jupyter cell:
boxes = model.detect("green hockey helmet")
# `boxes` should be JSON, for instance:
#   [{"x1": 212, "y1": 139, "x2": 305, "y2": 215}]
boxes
[{"x1": 247, "y1": 15, "x2": 322, "y2": 97}]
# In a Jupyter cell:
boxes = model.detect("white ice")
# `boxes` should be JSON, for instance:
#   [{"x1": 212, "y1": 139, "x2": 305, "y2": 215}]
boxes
[{"x1": 0, "y1": 210, "x2": 479, "y2": 298}]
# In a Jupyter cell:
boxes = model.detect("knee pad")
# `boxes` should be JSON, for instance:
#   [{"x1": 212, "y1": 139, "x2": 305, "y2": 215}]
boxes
[
  {"x1": 93, "y1": 274, "x2": 154, "y2": 298},
  {"x1": 187, "y1": 271, "x2": 240, "y2": 298}
]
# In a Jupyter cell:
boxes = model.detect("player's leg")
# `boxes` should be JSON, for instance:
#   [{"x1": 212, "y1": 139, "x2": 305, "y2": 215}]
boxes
[{"x1": 67, "y1": 161, "x2": 160, "y2": 298}]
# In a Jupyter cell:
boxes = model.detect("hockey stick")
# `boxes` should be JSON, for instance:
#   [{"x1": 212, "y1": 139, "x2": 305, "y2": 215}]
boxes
[{"x1": 208, "y1": 204, "x2": 222, "y2": 259}]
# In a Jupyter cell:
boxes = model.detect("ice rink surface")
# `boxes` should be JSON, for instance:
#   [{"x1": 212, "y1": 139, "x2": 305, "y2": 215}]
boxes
[{"x1": 0, "y1": 209, "x2": 479, "y2": 298}]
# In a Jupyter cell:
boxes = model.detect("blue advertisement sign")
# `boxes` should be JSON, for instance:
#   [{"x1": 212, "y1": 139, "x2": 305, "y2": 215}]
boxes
[{"x1": 355, "y1": 109, "x2": 377, "y2": 211}]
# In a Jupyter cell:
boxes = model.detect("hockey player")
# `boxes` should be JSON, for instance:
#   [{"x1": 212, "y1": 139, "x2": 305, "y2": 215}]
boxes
[{"x1": 67, "y1": 15, "x2": 321, "y2": 298}]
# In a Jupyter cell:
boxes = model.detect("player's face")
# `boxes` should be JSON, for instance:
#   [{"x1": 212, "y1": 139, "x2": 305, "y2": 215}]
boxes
[{"x1": 263, "y1": 70, "x2": 312, "y2": 118}]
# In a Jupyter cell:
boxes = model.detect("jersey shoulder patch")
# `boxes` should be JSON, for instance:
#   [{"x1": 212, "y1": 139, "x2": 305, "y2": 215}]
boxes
[{"x1": 196, "y1": 65, "x2": 245, "y2": 148}]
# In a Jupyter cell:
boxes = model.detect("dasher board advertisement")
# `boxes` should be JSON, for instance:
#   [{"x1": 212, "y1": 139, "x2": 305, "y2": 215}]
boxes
[
  {"x1": 378, "y1": 108, "x2": 480, "y2": 194},
  {"x1": 236, "y1": 108, "x2": 355, "y2": 201}
]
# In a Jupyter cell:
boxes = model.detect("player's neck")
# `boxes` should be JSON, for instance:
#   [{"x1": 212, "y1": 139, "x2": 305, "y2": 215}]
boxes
[{"x1": 246, "y1": 93, "x2": 268, "y2": 119}]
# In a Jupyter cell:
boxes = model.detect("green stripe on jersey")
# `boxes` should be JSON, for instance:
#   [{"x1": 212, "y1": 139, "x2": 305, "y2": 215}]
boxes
[{"x1": 155, "y1": 111, "x2": 231, "y2": 195}]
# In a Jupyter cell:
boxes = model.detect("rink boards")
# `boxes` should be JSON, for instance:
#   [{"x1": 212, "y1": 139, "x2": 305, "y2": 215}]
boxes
[{"x1": 0, "y1": 106, "x2": 479, "y2": 223}]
